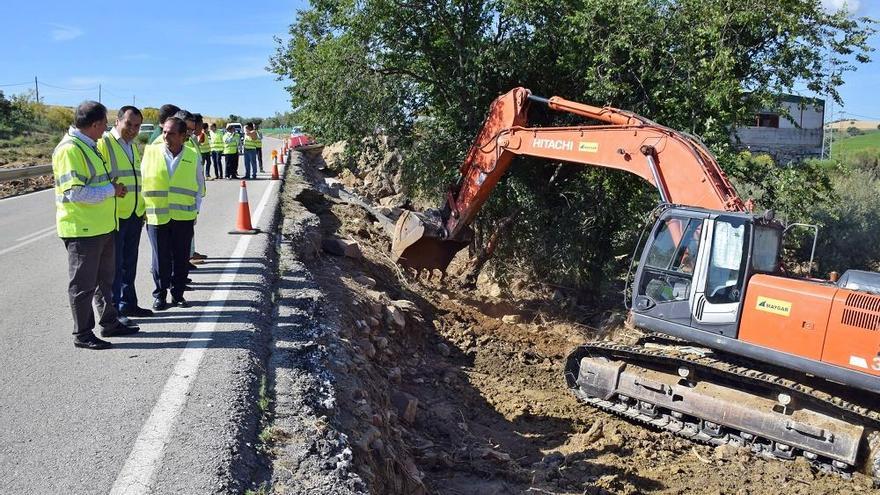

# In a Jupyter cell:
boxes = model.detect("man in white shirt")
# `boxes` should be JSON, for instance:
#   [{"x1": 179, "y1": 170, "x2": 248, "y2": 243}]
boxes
[{"x1": 97, "y1": 106, "x2": 153, "y2": 319}]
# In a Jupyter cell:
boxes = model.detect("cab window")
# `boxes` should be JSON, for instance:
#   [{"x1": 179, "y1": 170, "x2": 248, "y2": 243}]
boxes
[
  {"x1": 639, "y1": 217, "x2": 702, "y2": 302},
  {"x1": 705, "y1": 218, "x2": 749, "y2": 304}
]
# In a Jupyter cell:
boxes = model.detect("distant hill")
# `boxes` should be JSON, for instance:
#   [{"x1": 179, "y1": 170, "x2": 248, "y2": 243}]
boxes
[{"x1": 826, "y1": 119, "x2": 880, "y2": 131}]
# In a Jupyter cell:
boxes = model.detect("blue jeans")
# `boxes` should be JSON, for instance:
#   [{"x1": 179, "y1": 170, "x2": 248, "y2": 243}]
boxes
[
  {"x1": 244, "y1": 149, "x2": 258, "y2": 179},
  {"x1": 113, "y1": 214, "x2": 144, "y2": 311}
]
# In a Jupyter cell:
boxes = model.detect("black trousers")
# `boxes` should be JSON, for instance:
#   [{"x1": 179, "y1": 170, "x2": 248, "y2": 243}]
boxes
[
  {"x1": 202, "y1": 152, "x2": 212, "y2": 177},
  {"x1": 146, "y1": 219, "x2": 194, "y2": 301},
  {"x1": 224, "y1": 153, "x2": 239, "y2": 178},
  {"x1": 63, "y1": 233, "x2": 118, "y2": 337},
  {"x1": 256, "y1": 147, "x2": 263, "y2": 171}
]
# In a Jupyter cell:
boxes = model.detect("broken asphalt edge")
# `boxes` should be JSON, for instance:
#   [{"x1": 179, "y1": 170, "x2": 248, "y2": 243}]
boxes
[{"x1": 262, "y1": 152, "x2": 369, "y2": 494}]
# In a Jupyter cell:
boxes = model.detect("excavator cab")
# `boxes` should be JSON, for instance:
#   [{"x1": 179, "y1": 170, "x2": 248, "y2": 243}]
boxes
[{"x1": 631, "y1": 206, "x2": 783, "y2": 338}]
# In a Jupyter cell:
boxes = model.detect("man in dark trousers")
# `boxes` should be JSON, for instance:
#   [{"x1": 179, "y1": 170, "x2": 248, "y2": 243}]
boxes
[
  {"x1": 52, "y1": 101, "x2": 139, "y2": 350},
  {"x1": 222, "y1": 124, "x2": 240, "y2": 179},
  {"x1": 142, "y1": 117, "x2": 202, "y2": 309},
  {"x1": 97, "y1": 105, "x2": 153, "y2": 319}
]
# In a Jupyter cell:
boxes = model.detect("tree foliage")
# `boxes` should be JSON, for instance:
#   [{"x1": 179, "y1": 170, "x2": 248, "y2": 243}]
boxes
[{"x1": 271, "y1": 0, "x2": 875, "y2": 296}]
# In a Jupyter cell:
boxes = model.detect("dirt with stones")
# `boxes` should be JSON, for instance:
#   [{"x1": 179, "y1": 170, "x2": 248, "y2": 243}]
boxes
[{"x1": 284, "y1": 139, "x2": 876, "y2": 494}]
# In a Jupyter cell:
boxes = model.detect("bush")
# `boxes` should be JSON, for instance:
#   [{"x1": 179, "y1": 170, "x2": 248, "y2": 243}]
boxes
[
  {"x1": 42, "y1": 106, "x2": 74, "y2": 132},
  {"x1": 812, "y1": 169, "x2": 880, "y2": 273},
  {"x1": 847, "y1": 126, "x2": 863, "y2": 136}
]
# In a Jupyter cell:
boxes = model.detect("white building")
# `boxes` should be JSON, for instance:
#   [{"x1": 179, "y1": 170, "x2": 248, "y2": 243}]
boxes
[{"x1": 733, "y1": 95, "x2": 825, "y2": 163}]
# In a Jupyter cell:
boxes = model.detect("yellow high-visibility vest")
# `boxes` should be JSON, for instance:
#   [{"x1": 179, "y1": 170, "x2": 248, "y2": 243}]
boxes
[
  {"x1": 222, "y1": 132, "x2": 239, "y2": 154},
  {"x1": 244, "y1": 132, "x2": 260, "y2": 150},
  {"x1": 97, "y1": 132, "x2": 144, "y2": 218},
  {"x1": 53, "y1": 134, "x2": 117, "y2": 237},
  {"x1": 141, "y1": 144, "x2": 200, "y2": 225},
  {"x1": 210, "y1": 130, "x2": 224, "y2": 152}
]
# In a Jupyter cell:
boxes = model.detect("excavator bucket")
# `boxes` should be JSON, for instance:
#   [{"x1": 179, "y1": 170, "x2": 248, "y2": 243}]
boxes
[{"x1": 391, "y1": 210, "x2": 469, "y2": 272}]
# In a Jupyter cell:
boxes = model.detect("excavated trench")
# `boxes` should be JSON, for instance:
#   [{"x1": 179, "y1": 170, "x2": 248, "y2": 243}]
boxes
[{"x1": 268, "y1": 149, "x2": 878, "y2": 494}]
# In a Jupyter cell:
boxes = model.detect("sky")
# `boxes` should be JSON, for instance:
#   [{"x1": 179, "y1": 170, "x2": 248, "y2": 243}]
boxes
[
  {"x1": 1, "y1": 0, "x2": 878, "y2": 121},
  {"x1": 1, "y1": 0, "x2": 308, "y2": 119}
]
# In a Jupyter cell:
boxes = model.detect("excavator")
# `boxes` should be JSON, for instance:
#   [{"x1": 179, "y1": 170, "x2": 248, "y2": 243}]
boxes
[{"x1": 390, "y1": 87, "x2": 880, "y2": 482}]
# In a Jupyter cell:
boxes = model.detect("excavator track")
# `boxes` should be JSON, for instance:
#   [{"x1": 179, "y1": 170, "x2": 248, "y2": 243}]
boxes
[{"x1": 565, "y1": 338, "x2": 880, "y2": 484}]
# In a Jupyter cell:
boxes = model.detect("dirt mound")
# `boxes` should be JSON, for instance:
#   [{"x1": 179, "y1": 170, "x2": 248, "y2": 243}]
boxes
[
  {"x1": 0, "y1": 174, "x2": 53, "y2": 199},
  {"x1": 286, "y1": 153, "x2": 874, "y2": 494}
]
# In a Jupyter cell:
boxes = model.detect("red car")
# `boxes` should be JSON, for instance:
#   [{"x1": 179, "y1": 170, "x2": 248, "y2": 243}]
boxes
[{"x1": 288, "y1": 127, "x2": 320, "y2": 150}]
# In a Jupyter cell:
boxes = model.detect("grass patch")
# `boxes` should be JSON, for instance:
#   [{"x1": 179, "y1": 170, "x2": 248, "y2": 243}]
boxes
[
  {"x1": 832, "y1": 129, "x2": 880, "y2": 158},
  {"x1": 245, "y1": 483, "x2": 271, "y2": 495},
  {"x1": 258, "y1": 374, "x2": 271, "y2": 414},
  {"x1": 0, "y1": 130, "x2": 57, "y2": 167}
]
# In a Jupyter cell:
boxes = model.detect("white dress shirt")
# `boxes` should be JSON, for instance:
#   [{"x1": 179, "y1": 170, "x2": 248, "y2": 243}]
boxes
[{"x1": 162, "y1": 144, "x2": 203, "y2": 212}]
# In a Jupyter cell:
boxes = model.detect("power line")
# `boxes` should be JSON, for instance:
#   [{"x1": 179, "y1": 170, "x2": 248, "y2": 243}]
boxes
[
  {"x1": 39, "y1": 81, "x2": 97, "y2": 92},
  {"x1": 837, "y1": 110, "x2": 880, "y2": 121},
  {"x1": 0, "y1": 81, "x2": 32, "y2": 87}
]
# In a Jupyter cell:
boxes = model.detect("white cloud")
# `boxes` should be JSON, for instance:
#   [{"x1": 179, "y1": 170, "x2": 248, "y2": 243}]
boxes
[
  {"x1": 48, "y1": 23, "x2": 83, "y2": 41},
  {"x1": 182, "y1": 65, "x2": 271, "y2": 84},
  {"x1": 820, "y1": 0, "x2": 862, "y2": 14}
]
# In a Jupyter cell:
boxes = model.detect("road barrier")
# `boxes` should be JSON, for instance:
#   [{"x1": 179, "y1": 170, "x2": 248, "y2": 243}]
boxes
[{"x1": 0, "y1": 165, "x2": 53, "y2": 183}]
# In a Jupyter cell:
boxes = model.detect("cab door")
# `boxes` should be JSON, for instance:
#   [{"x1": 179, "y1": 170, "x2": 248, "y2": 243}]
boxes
[
  {"x1": 632, "y1": 214, "x2": 704, "y2": 327},
  {"x1": 689, "y1": 216, "x2": 750, "y2": 338}
]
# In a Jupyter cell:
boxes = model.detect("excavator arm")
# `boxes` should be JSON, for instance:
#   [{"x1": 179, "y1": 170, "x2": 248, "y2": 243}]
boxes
[{"x1": 392, "y1": 87, "x2": 748, "y2": 271}]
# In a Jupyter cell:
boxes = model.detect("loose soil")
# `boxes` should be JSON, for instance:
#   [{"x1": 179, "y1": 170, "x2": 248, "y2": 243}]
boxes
[{"x1": 291, "y1": 155, "x2": 878, "y2": 494}]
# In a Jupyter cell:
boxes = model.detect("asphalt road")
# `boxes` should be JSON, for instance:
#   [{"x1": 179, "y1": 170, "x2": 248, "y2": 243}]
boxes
[{"x1": 0, "y1": 139, "x2": 284, "y2": 494}]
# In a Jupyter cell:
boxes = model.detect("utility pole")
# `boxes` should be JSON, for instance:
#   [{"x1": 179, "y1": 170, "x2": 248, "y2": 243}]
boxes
[
  {"x1": 98, "y1": 84, "x2": 102, "y2": 103},
  {"x1": 132, "y1": 95, "x2": 136, "y2": 106},
  {"x1": 34, "y1": 76, "x2": 39, "y2": 103}
]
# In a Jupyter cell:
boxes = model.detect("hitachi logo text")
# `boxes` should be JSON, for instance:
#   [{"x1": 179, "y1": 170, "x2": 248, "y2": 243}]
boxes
[{"x1": 533, "y1": 139, "x2": 573, "y2": 151}]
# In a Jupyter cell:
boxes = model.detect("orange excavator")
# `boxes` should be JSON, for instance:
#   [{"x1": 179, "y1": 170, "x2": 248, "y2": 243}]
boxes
[{"x1": 391, "y1": 87, "x2": 880, "y2": 481}]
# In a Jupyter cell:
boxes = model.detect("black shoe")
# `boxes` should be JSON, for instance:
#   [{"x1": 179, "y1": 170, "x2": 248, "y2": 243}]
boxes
[
  {"x1": 186, "y1": 277, "x2": 193, "y2": 283},
  {"x1": 153, "y1": 298, "x2": 168, "y2": 311},
  {"x1": 121, "y1": 306, "x2": 154, "y2": 317},
  {"x1": 188, "y1": 262, "x2": 199, "y2": 270},
  {"x1": 171, "y1": 298, "x2": 190, "y2": 308},
  {"x1": 74, "y1": 334, "x2": 112, "y2": 350},
  {"x1": 116, "y1": 316, "x2": 140, "y2": 329},
  {"x1": 183, "y1": 285, "x2": 194, "y2": 291},
  {"x1": 101, "y1": 324, "x2": 140, "y2": 337}
]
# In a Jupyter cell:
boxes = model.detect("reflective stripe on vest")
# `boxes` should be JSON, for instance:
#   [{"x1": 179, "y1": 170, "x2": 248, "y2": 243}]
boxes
[
  {"x1": 210, "y1": 131, "x2": 224, "y2": 151},
  {"x1": 100, "y1": 133, "x2": 144, "y2": 218},
  {"x1": 52, "y1": 135, "x2": 117, "y2": 237},
  {"x1": 223, "y1": 133, "x2": 239, "y2": 154}
]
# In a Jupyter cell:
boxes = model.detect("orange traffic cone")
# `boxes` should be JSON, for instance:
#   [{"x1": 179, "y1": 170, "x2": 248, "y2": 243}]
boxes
[
  {"x1": 229, "y1": 181, "x2": 260, "y2": 235},
  {"x1": 271, "y1": 154, "x2": 280, "y2": 180}
]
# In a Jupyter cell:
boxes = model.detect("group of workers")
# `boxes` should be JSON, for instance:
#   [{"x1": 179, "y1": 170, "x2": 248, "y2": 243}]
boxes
[
  {"x1": 52, "y1": 100, "x2": 264, "y2": 350},
  {"x1": 160, "y1": 120, "x2": 264, "y2": 181}
]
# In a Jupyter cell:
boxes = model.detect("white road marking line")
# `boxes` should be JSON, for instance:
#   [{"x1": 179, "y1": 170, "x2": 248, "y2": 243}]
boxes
[
  {"x1": 0, "y1": 229, "x2": 57, "y2": 257},
  {"x1": 15, "y1": 225, "x2": 56, "y2": 242},
  {"x1": 110, "y1": 181, "x2": 278, "y2": 495},
  {"x1": 0, "y1": 186, "x2": 53, "y2": 203}
]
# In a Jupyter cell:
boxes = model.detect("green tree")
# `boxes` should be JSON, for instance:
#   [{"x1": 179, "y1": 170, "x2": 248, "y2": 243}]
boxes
[{"x1": 271, "y1": 0, "x2": 874, "y2": 295}]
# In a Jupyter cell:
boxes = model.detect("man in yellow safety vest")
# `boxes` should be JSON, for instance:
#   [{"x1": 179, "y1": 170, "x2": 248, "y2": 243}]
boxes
[
  {"x1": 53, "y1": 101, "x2": 134, "y2": 350},
  {"x1": 222, "y1": 124, "x2": 240, "y2": 179},
  {"x1": 142, "y1": 117, "x2": 203, "y2": 310},
  {"x1": 209, "y1": 123, "x2": 224, "y2": 178},
  {"x1": 96, "y1": 105, "x2": 154, "y2": 320}
]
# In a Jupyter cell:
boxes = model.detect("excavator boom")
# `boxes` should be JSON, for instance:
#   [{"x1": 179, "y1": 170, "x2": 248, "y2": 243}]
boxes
[{"x1": 392, "y1": 87, "x2": 746, "y2": 271}]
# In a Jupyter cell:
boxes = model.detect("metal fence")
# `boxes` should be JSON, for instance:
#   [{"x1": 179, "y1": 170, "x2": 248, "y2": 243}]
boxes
[{"x1": 0, "y1": 165, "x2": 53, "y2": 183}]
